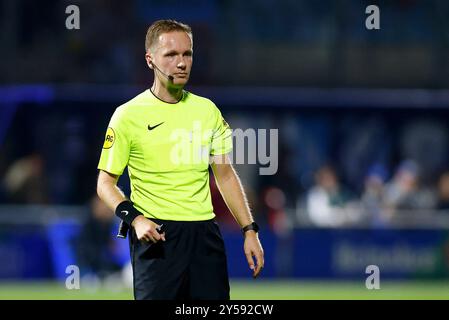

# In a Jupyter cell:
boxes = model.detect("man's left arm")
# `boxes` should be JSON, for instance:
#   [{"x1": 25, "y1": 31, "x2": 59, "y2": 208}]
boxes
[{"x1": 210, "y1": 154, "x2": 264, "y2": 278}]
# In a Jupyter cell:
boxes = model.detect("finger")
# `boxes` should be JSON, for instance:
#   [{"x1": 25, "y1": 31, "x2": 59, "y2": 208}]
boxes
[
  {"x1": 253, "y1": 251, "x2": 265, "y2": 278},
  {"x1": 141, "y1": 231, "x2": 155, "y2": 243},
  {"x1": 245, "y1": 251, "x2": 255, "y2": 272},
  {"x1": 145, "y1": 231, "x2": 157, "y2": 243},
  {"x1": 253, "y1": 258, "x2": 262, "y2": 278},
  {"x1": 257, "y1": 250, "x2": 265, "y2": 269},
  {"x1": 150, "y1": 229, "x2": 161, "y2": 241},
  {"x1": 160, "y1": 232, "x2": 166, "y2": 242}
]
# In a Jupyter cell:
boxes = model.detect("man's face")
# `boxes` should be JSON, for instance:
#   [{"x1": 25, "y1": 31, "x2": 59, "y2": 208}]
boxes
[{"x1": 146, "y1": 31, "x2": 193, "y2": 88}]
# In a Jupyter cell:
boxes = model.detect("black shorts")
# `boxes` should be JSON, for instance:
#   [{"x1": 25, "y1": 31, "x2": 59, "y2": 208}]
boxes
[{"x1": 128, "y1": 218, "x2": 230, "y2": 300}]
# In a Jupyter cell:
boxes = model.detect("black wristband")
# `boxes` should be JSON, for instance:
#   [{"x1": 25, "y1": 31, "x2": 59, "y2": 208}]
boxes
[
  {"x1": 115, "y1": 200, "x2": 142, "y2": 226},
  {"x1": 242, "y1": 222, "x2": 260, "y2": 235}
]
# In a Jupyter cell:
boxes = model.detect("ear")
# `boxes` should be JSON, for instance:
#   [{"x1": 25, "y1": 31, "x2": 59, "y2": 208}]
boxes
[{"x1": 145, "y1": 52, "x2": 153, "y2": 69}]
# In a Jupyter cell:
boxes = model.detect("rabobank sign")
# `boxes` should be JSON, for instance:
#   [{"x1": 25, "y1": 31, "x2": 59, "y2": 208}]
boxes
[
  {"x1": 292, "y1": 228, "x2": 449, "y2": 279},
  {"x1": 332, "y1": 241, "x2": 437, "y2": 275}
]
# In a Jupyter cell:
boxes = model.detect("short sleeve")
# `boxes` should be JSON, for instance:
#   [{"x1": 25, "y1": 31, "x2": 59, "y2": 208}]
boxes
[
  {"x1": 97, "y1": 107, "x2": 131, "y2": 175},
  {"x1": 210, "y1": 106, "x2": 233, "y2": 156}
]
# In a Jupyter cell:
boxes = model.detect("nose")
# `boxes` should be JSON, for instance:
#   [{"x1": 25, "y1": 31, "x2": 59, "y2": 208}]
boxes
[{"x1": 176, "y1": 55, "x2": 186, "y2": 70}]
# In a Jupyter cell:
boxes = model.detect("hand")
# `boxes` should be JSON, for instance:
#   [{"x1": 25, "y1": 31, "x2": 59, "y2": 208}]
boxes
[
  {"x1": 243, "y1": 231, "x2": 264, "y2": 278},
  {"x1": 131, "y1": 215, "x2": 166, "y2": 243}
]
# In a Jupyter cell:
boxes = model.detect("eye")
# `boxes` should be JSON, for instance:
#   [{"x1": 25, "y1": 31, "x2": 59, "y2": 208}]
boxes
[{"x1": 164, "y1": 51, "x2": 177, "y2": 57}]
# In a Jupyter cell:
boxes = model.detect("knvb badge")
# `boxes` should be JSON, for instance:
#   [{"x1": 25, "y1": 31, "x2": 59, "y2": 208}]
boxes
[{"x1": 103, "y1": 127, "x2": 115, "y2": 149}]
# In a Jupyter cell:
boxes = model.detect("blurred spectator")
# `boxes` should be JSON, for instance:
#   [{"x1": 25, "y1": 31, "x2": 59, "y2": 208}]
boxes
[
  {"x1": 263, "y1": 187, "x2": 289, "y2": 234},
  {"x1": 436, "y1": 171, "x2": 449, "y2": 210},
  {"x1": 75, "y1": 196, "x2": 122, "y2": 282},
  {"x1": 384, "y1": 160, "x2": 437, "y2": 214},
  {"x1": 306, "y1": 165, "x2": 359, "y2": 227},
  {"x1": 2, "y1": 153, "x2": 48, "y2": 204},
  {"x1": 399, "y1": 120, "x2": 448, "y2": 185},
  {"x1": 360, "y1": 164, "x2": 389, "y2": 227}
]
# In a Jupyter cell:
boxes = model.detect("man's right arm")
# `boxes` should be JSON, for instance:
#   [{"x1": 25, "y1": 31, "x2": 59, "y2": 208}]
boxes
[
  {"x1": 96, "y1": 170, "x2": 165, "y2": 242},
  {"x1": 96, "y1": 170, "x2": 127, "y2": 210}
]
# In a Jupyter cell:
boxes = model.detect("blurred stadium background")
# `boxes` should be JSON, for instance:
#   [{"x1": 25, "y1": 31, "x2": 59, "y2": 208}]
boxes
[{"x1": 1, "y1": 0, "x2": 449, "y2": 299}]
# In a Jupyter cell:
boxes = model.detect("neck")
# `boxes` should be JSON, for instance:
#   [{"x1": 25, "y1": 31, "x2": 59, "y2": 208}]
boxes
[{"x1": 151, "y1": 81, "x2": 183, "y2": 103}]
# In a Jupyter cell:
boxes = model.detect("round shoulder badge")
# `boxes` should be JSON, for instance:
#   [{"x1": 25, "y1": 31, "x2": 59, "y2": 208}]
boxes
[{"x1": 103, "y1": 127, "x2": 115, "y2": 149}]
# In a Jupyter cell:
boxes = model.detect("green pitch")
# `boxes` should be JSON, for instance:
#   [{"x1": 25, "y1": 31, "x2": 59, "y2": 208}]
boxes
[{"x1": 0, "y1": 280, "x2": 448, "y2": 300}]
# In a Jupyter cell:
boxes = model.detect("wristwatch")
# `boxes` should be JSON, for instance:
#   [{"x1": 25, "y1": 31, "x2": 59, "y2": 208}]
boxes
[{"x1": 242, "y1": 222, "x2": 260, "y2": 235}]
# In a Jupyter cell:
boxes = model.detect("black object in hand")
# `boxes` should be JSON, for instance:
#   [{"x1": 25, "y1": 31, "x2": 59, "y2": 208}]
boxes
[
  {"x1": 156, "y1": 224, "x2": 165, "y2": 234},
  {"x1": 117, "y1": 221, "x2": 165, "y2": 239},
  {"x1": 117, "y1": 220, "x2": 129, "y2": 239}
]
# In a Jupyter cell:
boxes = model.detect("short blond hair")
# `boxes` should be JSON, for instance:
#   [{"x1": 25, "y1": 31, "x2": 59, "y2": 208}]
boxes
[{"x1": 145, "y1": 19, "x2": 193, "y2": 52}]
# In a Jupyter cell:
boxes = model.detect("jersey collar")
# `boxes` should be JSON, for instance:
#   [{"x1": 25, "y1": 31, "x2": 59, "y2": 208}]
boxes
[{"x1": 149, "y1": 88, "x2": 186, "y2": 104}]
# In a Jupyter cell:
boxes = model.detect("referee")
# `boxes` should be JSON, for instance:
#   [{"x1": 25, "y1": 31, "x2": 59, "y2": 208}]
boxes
[{"x1": 96, "y1": 20, "x2": 264, "y2": 300}]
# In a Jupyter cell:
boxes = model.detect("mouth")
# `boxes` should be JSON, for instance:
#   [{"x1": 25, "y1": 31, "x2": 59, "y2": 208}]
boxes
[{"x1": 173, "y1": 73, "x2": 188, "y2": 77}]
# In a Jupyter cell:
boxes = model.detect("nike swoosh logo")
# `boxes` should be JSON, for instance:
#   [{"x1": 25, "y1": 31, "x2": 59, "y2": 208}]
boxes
[
  {"x1": 148, "y1": 122, "x2": 164, "y2": 131},
  {"x1": 121, "y1": 210, "x2": 129, "y2": 216}
]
